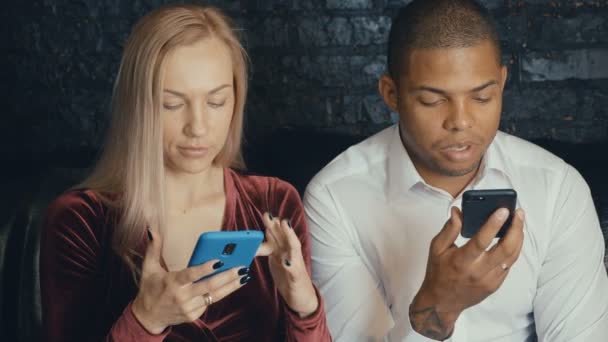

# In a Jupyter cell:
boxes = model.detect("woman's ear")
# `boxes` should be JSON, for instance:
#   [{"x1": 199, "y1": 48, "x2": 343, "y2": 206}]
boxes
[{"x1": 378, "y1": 74, "x2": 399, "y2": 113}]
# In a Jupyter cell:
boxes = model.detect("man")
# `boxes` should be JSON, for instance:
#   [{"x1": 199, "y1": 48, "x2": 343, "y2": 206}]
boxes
[{"x1": 303, "y1": 0, "x2": 608, "y2": 341}]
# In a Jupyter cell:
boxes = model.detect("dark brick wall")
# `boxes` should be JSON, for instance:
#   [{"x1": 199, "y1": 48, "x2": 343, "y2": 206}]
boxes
[{"x1": 3, "y1": 0, "x2": 608, "y2": 166}]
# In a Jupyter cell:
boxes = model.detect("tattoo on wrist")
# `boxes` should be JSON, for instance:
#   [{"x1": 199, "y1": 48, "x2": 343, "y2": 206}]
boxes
[{"x1": 409, "y1": 305, "x2": 453, "y2": 340}]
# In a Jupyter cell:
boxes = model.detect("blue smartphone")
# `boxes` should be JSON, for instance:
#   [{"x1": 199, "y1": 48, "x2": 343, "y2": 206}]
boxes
[{"x1": 187, "y1": 230, "x2": 264, "y2": 280}]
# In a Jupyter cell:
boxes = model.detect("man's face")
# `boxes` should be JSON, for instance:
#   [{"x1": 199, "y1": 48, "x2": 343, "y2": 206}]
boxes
[{"x1": 381, "y1": 40, "x2": 507, "y2": 180}]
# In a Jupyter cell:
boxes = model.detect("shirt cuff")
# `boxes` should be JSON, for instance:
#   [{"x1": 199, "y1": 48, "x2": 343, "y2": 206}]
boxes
[
  {"x1": 109, "y1": 301, "x2": 172, "y2": 341},
  {"x1": 283, "y1": 285, "x2": 326, "y2": 331}
]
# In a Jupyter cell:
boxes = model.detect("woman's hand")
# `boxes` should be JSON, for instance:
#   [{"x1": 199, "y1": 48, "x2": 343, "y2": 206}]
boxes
[
  {"x1": 131, "y1": 229, "x2": 251, "y2": 335},
  {"x1": 256, "y1": 213, "x2": 319, "y2": 318}
]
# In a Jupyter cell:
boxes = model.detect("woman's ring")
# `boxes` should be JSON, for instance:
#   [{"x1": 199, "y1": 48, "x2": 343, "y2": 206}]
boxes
[{"x1": 202, "y1": 293, "x2": 213, "y2": 306}]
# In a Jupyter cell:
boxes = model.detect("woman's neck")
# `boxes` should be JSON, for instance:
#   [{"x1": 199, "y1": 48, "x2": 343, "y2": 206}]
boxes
[{"x1": 164, "y1": 165, "x2": 225, "y2": 215}]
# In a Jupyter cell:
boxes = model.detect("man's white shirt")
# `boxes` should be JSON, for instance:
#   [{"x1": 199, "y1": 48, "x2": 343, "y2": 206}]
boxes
[{"x1": 304, "y1": 125, "x2": 608, "y2": 341}]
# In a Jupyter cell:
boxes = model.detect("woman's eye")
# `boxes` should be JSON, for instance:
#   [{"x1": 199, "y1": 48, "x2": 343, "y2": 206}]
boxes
[
  {"x1": 163, "y1": 103, "x2": 183, "y2": 110},
  {"x1": 208, "y1": 101, "x2": 226, "y2": 109}
]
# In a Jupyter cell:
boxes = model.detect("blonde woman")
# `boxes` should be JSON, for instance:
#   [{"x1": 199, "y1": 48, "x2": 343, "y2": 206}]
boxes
[{"x1": 40, "y1": 4, "x2": 330, "y2": 341}]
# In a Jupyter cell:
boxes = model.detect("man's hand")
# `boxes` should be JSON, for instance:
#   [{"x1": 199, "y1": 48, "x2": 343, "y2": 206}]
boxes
[{"x1": 409, "y1": 206, "x2": 525, "y2": 340}]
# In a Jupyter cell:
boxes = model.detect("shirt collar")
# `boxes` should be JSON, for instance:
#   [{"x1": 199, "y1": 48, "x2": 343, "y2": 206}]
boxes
[
  {"x1": 386, "y1": 125, "x2": 425, "y2": 201},
  {"x1": 386, "y1": 128, "x2": 514, "y2": 201},
  {"x1": 480, "y1": 131, "x2": 514, "y2": 182}
]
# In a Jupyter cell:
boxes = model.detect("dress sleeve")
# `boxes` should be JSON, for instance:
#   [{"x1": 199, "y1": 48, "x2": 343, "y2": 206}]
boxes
[
  {"x1": 269, "y1": 180, "x2": 332, "y2": 342},
  {"x1": 40, "y1": 191, "x2": 171, "y2": 342}
]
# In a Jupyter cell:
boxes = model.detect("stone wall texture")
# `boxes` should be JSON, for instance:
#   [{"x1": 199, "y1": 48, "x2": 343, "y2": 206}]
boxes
[{"x1": 3, "y1": 0, "x2": 608, "y2": 165}]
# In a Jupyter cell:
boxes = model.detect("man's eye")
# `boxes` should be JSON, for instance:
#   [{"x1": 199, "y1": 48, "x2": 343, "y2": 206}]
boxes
[
  {"x1": 474, "y1": 97, "x2": 491, "y2": 104},
  {"x1": 420, "y1": 99, "x2": 443, "y2": 107},
  {"x1": 163, "y1": 103, "x2": 183, "y2": 110}
]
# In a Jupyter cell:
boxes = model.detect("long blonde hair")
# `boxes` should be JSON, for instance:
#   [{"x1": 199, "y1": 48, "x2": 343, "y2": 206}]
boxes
[{"x1": 79, "y1": 4, "x2": 248, "y2": 274}]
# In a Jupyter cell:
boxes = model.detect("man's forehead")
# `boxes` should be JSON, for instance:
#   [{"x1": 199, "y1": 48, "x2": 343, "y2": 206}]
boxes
[{"x1": 402, "y1": 42, "x2": 503, "y2": 85}]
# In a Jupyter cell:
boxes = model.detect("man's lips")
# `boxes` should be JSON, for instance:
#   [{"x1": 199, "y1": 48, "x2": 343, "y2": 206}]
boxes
[
  {"x1": 439, "y1": 141, "x2": 478, "y2": 150},
  {"x1": 438, "y1": 142, "x2": 479, "y2": 163}
]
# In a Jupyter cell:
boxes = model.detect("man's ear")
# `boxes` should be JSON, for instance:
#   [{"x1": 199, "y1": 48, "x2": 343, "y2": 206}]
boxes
[
  {"x1": 500, "y1": 65, "x2": 508, "y2": 91},
  {"x1": 379, "y1": 74, "x2": 399, "y2": 113}
]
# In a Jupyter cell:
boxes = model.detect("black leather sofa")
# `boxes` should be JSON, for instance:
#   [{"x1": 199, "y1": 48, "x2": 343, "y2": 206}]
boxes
[{"x1": 1, "y1": 129, "x2": 607, "y2": 341}]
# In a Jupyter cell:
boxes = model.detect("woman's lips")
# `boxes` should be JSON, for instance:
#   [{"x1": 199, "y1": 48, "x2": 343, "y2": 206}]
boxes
[{"x1": 178, "y1": 146, "x2": 209, "y2": 158}]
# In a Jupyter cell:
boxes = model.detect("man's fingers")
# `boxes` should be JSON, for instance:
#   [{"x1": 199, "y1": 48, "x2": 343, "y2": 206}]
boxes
[
  {"x1": 461, "y1": 208, "x2": 510, "y2": 261},
  {"x1": 173, "y1": 259, "x2": 222, "y2": 285},
  {"x1": 478, "y1": 261, "x2": 510, "y2": 291},
  {"x1": 471, "y1": 240, "x2": 522, "y2": 295},
  {"x1": 485, "y1": 209, "x2": 525, "y2": 269},
  {"x1": 431, "y1": 207, "x2": 462, "y2": 255},
  {"x1": 479, "y1": 224, "x2": 524, "y2": 288}
]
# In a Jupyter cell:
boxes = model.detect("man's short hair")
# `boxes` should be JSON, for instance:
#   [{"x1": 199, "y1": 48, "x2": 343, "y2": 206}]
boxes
[{"x1": 387, "y1": 0, "x2": 502, "y2": 80}]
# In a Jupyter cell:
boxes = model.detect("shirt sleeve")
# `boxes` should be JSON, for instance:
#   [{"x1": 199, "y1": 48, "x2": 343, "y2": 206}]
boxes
[
  {"x1": 271, "y1": 180, "x2": 332, "y2": 342},
  {"x1": 534, "y1": 166, "x2": 608, "y2": 341},
  {"x1": 305, "y1": 181, "x2": 406, "y2": 341},
  {"x1": 40, "y1": 191, "x2": 171, "y2": 342}
]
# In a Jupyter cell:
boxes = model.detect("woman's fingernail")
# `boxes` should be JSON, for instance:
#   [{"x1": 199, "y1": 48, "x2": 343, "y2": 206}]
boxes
[
  {"x1": 268, "y1": 212, "x2": 274, "y2": 220},
  {"x1": 147, "y1": 228, "x2": 153, "y2": 241},
  {"x1": 238, "y1": 267, "x2": 249, "y2": 276},
  {"x1": 287, "y1": 219, "x2": 293, "y2": 229},
  {"x1": 240, "y1": 275, "x2": 252, "y2": 284},
  {"x1": 284, "y1": 259, "x2": 291, "y2": 267},
  {"x1": 213, "y1": 261, "x2": 224, "y2": 269}
]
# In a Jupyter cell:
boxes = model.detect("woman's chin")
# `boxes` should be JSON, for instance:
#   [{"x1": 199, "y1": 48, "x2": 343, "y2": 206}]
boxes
[{"x1": 166, "y1": 158, "x2": 215, "y2": 175}]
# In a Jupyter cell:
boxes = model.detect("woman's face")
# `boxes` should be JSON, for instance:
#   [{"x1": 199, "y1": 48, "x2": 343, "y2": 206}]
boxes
[{"x1": 161, "y1": 37, "x2": 235, "y2": 175}]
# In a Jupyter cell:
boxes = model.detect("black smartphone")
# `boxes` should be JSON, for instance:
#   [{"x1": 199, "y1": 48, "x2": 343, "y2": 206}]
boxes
[{"x1": 461, "y1": 189, "x2": 517, "y2": 239}]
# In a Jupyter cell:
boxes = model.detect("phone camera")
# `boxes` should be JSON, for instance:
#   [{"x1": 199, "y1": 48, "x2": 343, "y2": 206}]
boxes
[
  {"x1": 222, "y1": 243, "x2": 236, "y2": 255},
  {"x1": 477, "y1": 196, "x2": 485, "y2": 201}
]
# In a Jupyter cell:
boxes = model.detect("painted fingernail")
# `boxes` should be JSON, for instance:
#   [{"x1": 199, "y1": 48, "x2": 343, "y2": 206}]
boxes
[
  {"x1": 287, "y1": 219, "x2": 293, "y2": 229},
  {"x1": 268, "y1": 212, "x2": 274, "y2": 220},
  {"x1": 284, "y1": 259, "x2": 291, "y2": 267},
  {"x1": 238, "y1": 267, "x2": 249, "y2": 275},
  {"x1": 496, "y1": 208, "x2": 509, "y2": 220},
  {"x1": 213, "y1": 261, "x2": 224, "y2": 269},
  {"x1": 240, "y1": 275, "x2": 252, "y2": 284},
  {"x1": 147, "y1": 228, "x2": 153, "y2": 241}
]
